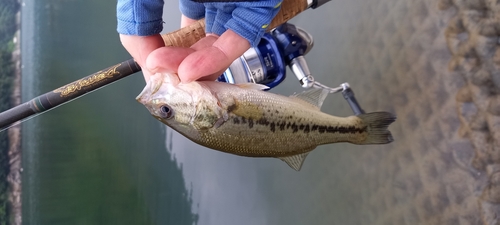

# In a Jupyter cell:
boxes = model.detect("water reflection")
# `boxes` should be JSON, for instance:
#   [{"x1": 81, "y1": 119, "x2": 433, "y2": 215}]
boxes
[
  {"x1": 167, "y1": 0, "x2": 496, "y2": 224},
  {"x1": 19, "y1": 0, "x2": 499, "y2": 224},
  {"x1": 21, "y1": 0, "x2": 198, "y2": 224}
]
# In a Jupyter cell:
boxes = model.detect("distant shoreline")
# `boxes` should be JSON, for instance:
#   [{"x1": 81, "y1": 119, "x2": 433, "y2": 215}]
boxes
[{"x1": 7, "y1": 8, "x2": 22, "y2": 225}]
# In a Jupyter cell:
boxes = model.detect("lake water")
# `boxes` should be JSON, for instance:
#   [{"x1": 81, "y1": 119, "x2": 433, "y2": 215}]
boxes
[
  {"x1": 20, "y1": 0, "x2": 487, "y2": 224},
  {"x1": 21, "y1": 0, "x2": 197, "y2": 224}
]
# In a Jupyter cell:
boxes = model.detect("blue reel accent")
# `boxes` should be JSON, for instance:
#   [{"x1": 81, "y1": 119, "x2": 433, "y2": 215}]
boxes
[
  {"x1": 272, "y1": 23, "x2": 310, "y2": 64},
  {"x1": 218, "y1": 23, "x2": 311, "y2": 90},
  {"x1": 217, "y1": 33, "x2": 286, "y2": 89},
  {"x1": 255, "y1": 33, "x2": 286, "y2": 89}
]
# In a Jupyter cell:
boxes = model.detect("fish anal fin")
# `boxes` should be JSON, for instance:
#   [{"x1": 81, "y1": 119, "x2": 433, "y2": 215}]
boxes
[
  {"x1": 236, "y1": 83, "x2": 269, "y2": 90},
  {"x1": 278, "y1": 152, "x2": 312, "y2": 171},
  {"x1": 290, "y1": 88, "x2": 329, "y2": 109}
]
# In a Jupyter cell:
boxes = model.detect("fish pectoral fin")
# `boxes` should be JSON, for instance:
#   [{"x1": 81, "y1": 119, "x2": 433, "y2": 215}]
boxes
[
  {"x1": 213, "y1": 116, "x2": 227, "y2": 128},
  {"x1": 278, "y1": 152, "x2": 311, "y2": 171},
  {"x1": 290, "y1": 88, "x2": 329, "y2": 109},
  {"x1": 235, "y1": 83, "x2": 269, "y2": 90}
]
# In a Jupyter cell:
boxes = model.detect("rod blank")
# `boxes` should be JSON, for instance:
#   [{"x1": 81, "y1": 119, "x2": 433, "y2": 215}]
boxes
[{"x1": 0, "y1": 59, "x2": 141, "y2": 129}]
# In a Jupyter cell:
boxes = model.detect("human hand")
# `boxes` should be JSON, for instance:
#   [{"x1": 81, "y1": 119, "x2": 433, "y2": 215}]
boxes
[
  {"x1": 145, "y1": 24, "x2": 251, "y2": 83},
  {"x1": 144, "y1": 1, "x2": 282, "y2": 83},
  {"x1": 119, "y1": 15, "x2": 250, "y2": 83},
  {"x1": 119, "y1": 34, "x2": 165, "y2": 82},
  {"x1": 117, "y1": 0, "x2": 281, "y2": 83}
]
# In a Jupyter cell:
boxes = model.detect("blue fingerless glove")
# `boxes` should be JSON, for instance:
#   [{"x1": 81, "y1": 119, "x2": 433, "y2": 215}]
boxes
[
  {"x1": 117, "y1": 0, "x2": 282, "y2": 47},
  {"x1": 180, "y1": 0, "x2": 282, "y2": 47},
  {"x1": 117, "y1": 0, "x2": 165, "y2": 36}
]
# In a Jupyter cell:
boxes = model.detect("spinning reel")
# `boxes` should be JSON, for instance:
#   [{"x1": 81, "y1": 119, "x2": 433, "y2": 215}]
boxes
[{"x1": 217, "y1": 23, "x2": 365, "y2": 115}]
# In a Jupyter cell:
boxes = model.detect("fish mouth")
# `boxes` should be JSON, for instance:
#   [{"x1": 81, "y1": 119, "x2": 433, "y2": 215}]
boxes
[{"x1": 136, "y1": 74, "x2": 164, "y2": 105}]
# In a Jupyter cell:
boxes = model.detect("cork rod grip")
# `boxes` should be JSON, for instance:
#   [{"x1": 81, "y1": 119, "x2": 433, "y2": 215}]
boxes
[{"x1": 161, "y1": 0, "x2": 308, "y2": 47}]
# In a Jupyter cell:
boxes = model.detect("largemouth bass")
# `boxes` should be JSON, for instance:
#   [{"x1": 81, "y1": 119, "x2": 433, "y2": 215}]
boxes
[{"x1": 137, "y1": 73, "x2": 396, "y2": 171}]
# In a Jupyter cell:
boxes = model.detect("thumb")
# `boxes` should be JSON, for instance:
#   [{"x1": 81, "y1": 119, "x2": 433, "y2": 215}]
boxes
[
  {"x1": 119, "y1": 34, "x2": 164, "y2": 82},
  {"x1": 145, "y1": 46, "x2": 195, "y2": 74},
  {"x1": 178, "y1": 29, "x2": 250, "y2": 83}
]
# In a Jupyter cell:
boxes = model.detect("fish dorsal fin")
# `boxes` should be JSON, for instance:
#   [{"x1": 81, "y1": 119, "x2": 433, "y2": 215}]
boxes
[
  {"x1": 290, "y1": 88, "x2": 329, "y2": 109},
  {"x1": 236, "y1": 83, "x2": 269, "y2": 90},
  {"x1": 278, "y1": 152, "x2": 311, "y2": 171}
]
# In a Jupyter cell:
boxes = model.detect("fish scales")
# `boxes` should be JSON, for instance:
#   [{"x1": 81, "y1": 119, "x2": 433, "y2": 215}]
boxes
[
  {"x1": 137, "y1": 73, "x2": 396, "y2": 170},
  {"x1": 198, "y1": 87, "x2": 371, "y2": 157}
]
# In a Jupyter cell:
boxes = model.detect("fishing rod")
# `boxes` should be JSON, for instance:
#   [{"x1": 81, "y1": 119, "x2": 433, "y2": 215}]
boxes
[{"x1": 0, "y1": 0, "x2": 332, "y2": 131}]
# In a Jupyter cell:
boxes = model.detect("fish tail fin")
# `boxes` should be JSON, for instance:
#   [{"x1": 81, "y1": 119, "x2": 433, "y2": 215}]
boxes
[{"x1": 357, "y1": 112, "x2": 396, "y2": 144}]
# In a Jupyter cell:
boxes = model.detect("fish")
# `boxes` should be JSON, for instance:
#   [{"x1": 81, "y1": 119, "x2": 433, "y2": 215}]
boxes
[{"x1": 137, "y1": 73, "x2": 396, "y2": 171}]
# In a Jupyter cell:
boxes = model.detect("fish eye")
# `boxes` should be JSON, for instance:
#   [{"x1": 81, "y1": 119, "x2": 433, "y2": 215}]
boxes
[{"x1": 159, "y1": 105, "x2": 174, "y2": 119}]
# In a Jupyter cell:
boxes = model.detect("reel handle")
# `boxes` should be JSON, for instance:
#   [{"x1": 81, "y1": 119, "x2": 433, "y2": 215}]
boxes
[
  {"x1": 161, "y1": 0, "x2": 308, "y2": 47},
  {"x1": 341, "y1": 84, "x2": 365, "y2": 115}
]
